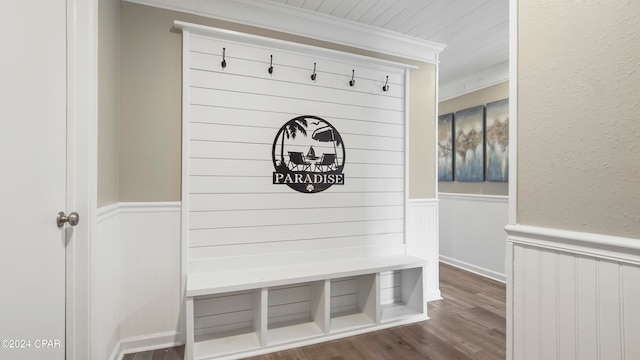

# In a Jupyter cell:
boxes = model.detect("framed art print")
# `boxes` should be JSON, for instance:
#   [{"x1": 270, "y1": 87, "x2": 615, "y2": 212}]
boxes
[
  {"x1": 438, "y1": 113, "x2": 454, "y2": 181},
  {"x1": 485, "y1": 98, "x2": 509, "y2": 181},
  {"x1": 454, "y1": 105, "x2": 485, "y2": 181}
]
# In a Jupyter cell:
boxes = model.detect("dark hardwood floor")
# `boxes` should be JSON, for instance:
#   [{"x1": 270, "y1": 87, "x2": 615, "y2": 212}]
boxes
[{"x1": 124, "y1": 263, "x2": 506, "y2": 360}]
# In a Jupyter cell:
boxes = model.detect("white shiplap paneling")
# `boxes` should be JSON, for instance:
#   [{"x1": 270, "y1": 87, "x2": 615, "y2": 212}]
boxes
[{"x1": 184, "y1": 28, "x2": 409, "y2": 264}]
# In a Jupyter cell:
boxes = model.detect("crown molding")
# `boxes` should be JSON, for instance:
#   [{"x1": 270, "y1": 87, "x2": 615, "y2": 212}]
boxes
[
  {"x1": 439, "y1": 60, "x2": 509, "y2": 101},
  {"x1": 124, "y1": 0, "x2": 445, "y2": 64}
]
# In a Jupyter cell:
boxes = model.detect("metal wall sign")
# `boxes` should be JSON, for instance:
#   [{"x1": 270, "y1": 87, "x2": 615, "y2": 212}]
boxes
[{"x1": 272, "y1": 115, "x2": 345, "y2": 193}]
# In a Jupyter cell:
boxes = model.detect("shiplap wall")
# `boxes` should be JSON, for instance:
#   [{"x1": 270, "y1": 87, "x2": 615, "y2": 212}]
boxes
[
  {"x1": 181, "y1": 26, "x2": 414, "y2": 343},
  {"x1": 183, "y1": 30, "x2": 409, "y2": 268}
]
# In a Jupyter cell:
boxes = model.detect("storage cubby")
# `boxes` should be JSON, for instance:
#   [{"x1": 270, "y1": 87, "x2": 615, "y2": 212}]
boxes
[
  {"x1": 329, "y1": 274, "x2": 378, "y2": 332},
  {"x1": 191, "y1": 289, "x2": 265, "y2": 357},
  {"x1": 267, "y1": 281, "x2": 328, "y2": 344},
  {"x1": 380, "y1": 267, "x2": 424, "y2": 322}
]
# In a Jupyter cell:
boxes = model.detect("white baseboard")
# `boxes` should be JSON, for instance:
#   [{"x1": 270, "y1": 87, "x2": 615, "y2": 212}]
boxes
[
  {"x1": 111, "y1": 331, "x2": 183, "y2": 360},
  {"x1": 426, "y1": 289, "x2": 443, "y2": 302},
  {"x1": 440, "y1": 255, "x2": 506, "y2": 283}
]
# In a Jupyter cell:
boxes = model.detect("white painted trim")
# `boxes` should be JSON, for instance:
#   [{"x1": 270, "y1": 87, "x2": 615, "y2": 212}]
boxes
[
  {"x1": 174, "y1": 21, "x2": 418, "y2": 72},
  {"x1": 111, "y1": 331, "x2": 183, "y2": 360},
  {"x1": 118, "y1": 201, "x2": 181, "y2": 213},
  {"x1": 404, "y1": 68, "x2": 411, "y2": 246},
  {"x1": 440, "y1": 255, "x2": 506, "y2": 283},
  {"x1": 126, "y1": 0, "x2": 444, "y2": 63},
  {"x1": 438, "y1": 192, "x2": 509, "y2": 203},
  {"x1": 97, "y1": 202, "x2": 181, "y2": 221},
  {"x1": 508, "y1": 0, "x2": 518, "y2": 226},
  {"x1": 434, "y1": 55, "x2": 440, "y2": 196},
  {"x1": 96, "y1": 203, "x2": 120, "y2": 223},
  {"x1": 180, "y1": 27, "x2": 192, "y2": 346},
  {"x1": 407, "y1": 198, "x2": 440, "y2": 206},
  {"x1": 505, "y1": 240, "x2": 514, "y2": 360},
  {"x1": 66, "y1": 0, "x2": 98, "y2": 359},
  {"x1": 439, "y1": 61, "x2": 509, "y2": 102},
  {"x1": 506, "y1": 2, "x2": 517, "y2": 359},
  {"x1": 505, "y1": 224, "x2": 640, "y2": 266}
]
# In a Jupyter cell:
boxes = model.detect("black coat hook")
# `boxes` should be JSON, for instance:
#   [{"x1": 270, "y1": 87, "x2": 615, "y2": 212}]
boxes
[
  {"x1": 349, "y1": 69, "x2": 356, "y2": 87},
  {"x1": 382, "y1": 75, "x2": 389, "y2": 92},
  {"x1": 268, "y1": 55, "x2": 274, "y2": 74},
  {"x1": 221, "y1": 47, "x2": 227, "y2": 69},
  {"x1": 311, "y1": 63, "x2": 317, "y2": 81}
]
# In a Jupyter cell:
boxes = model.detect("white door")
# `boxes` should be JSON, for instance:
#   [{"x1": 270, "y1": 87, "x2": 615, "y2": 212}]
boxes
[{"x1": 0, "y1": 1, "x2": 67, "y2": 359}]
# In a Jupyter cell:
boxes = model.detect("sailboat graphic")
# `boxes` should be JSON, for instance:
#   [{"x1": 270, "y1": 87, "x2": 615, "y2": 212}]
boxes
[{"x1": 306, "y1": 146, "x2": 316, "y2": 159}]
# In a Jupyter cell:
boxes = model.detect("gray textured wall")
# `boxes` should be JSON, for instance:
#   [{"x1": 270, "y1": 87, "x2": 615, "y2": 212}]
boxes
[{"x1": 518, "y1": 0, "x2": 640, "y2": 237}]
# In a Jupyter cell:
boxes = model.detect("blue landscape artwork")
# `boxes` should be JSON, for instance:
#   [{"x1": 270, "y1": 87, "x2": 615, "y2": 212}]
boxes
[
  {"x1": 438, "y1": 113, "x2": 454, "y2": 181},
  {"x1": 485, "y1": 98, "x2": 509, "y2": 181},
  {"x1": 454, "y1": 105, "x2": 484, "y2": 181}
]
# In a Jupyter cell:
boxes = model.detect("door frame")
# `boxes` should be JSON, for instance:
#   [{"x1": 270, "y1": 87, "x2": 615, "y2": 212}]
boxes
[{"x1": 65, "y1": 0, "x2": 97, "y2": 359}]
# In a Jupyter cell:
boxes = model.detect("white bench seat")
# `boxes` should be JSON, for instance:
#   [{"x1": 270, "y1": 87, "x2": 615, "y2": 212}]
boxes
[
  {"x1": 184, "y1": 254, "x2": 428, "y2": 360},
  {"x1": 186, "y1": 254, "x2": 427, "y2": 297}
]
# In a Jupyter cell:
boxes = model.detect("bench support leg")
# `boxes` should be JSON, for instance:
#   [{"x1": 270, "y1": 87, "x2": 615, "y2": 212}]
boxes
[{"x1": 185, "y1": 297, "x2": 194, "y2": 360}]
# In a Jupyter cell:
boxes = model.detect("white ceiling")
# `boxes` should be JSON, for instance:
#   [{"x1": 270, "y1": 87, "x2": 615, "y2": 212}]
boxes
[
  {"x1": 128, "y1": 0, "x2": 509, "y2": 99},
  {"x1": 260, "y1": 0, "x2": 510, "y2": 98}
]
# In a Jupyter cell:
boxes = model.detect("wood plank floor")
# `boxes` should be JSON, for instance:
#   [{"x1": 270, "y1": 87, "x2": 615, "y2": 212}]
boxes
[{"x1": 123, "y1": 263, "x2": 505, "y2": 360}]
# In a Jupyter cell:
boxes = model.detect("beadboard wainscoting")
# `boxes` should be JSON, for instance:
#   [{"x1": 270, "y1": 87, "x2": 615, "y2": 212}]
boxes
[
  {"x1": 406, "y1": 198, "x2": 440, "y2": 301},
  {"x1": 438, "y1": 193, "x2": 508, "y2": 282},
  {"x1": 94, "y1": 203, "x2": 122, "y2": 360},
  {"x1": 96, "y1": 202, "x2": 182, "y2": 360},
  {"x1": 506, "y1": 225, "x2": 640, "y2": 360}
]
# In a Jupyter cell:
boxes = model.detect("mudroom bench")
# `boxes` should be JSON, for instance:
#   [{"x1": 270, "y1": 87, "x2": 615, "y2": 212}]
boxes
[{"x1": 184, "y1": 254, "x2": 428, "y2": 360}]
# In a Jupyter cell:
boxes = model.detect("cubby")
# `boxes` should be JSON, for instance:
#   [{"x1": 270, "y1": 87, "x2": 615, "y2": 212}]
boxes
[
  {"x1": 267, "y1": 281, "x2": 328, "y2": 344},
  {"x1": 380, "y1": 267, "x2": 425, "y2": 322},
  {"x1": 186, "y1": 259, "x2": 427, "y2": 360},
  {"x1": 329, "y1": 275, "x2": 377, "y2": 332},
  {"x1": 190, "y1": 289, "x2": 264, "y2": 357}
]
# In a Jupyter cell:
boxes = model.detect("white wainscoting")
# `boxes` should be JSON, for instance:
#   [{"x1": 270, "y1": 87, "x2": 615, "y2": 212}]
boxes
[
  {"x1": 95, "y1": 198, "x2": 440, "y2": 358},
  {"x1": 438, "y1": 193, "x2": 508, "y2": 282},
  {"x1": 506, "y1": 225, "x2": 640, "y2": 360},
  {"x1": 406, "y1": 198, "x2": 440, "y2": 301},
  {"x1": 94, "y1": 204, "x2": 121, "y2": 360},
  {"x1": 95, "y1": 202, "x2": 182, "y2": 360}
]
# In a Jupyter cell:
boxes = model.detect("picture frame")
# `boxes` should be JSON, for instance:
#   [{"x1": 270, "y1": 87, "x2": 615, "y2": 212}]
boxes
[
  {"x1": 438, "y1": 113, "x2": 455, "y2": 181},
  {"x1": 454, "y1": 105, "x2": 485, "y2": 181},
  {"x1": 485, "y1": 98, "x2": 509, "y2": 182}
]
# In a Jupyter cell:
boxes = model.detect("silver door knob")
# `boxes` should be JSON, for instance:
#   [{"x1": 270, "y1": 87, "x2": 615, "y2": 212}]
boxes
[{"x1": 57, "y1": 211, "x2": 80, "y2": 228}]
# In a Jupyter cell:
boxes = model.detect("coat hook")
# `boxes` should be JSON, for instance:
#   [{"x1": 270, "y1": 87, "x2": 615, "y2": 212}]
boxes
[
  {"x1": 382, "y1": 75, "x2": 389, "y2": 92},
  {"x1": 221, "y1": 47, "x2": 227, "y2": 69},
  {"x1": 349, "y1": 69, "x2": 355, "y2": 87},
  {"x1": 311, "y1": 62, "x2": 317, "y2": 81},
  {"x1": 268, "y1": 55, "x2": 274, "y2": 74}
]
